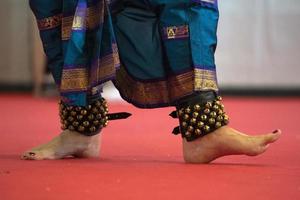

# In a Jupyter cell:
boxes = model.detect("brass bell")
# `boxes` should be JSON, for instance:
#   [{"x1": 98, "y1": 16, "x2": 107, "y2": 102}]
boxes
[
  {"x1": 212, "y1": 105, "x2": 219, "y2": 111},
  {"x1": 63, "y1": 120, "x2": 69, "y2": 125},
  {"x1": 92, "y1": 107, "x2": 99, "y2": 114},
  {"x1": 223, "y1": 115, "x2": 229, "y2": 124},
  {"x1": 208, "y1": 118, "x2": 216, "y2": 125},
  {"x1": 104, "y1": 121, "x2": 108, "y2": 127},
  {"x1": 100, "y1": 106, "x2": 106, "y2": 112},
  {"x1": 68, "y1": 116, "x2": 74, "y2": 122},
  {"x1": 190, "y1": 118, "x2": 197, "y2": 124},
  {"x1": 183, "y1": 114, "x2": 189, "y2": 120},
  {"x1": 77, "y1": 115, "x2": 83, "y2": 120},
  {"x1": 96, "y1": 114, "x2": 102, "y2": 119},
  {"x1": 83, "y1": 121, "x2": 90, "y2": 127},
  {"x1": 78, "y1": 126, "x2": 85, "y2": 132},
  {"x1": 218, "y1": 110, "x2": 224, "y2": 115},
  {"x1": 61, "y1": 124, "x2": 67, "y2": 130},
  {"x1": 67, "y1": 106, "x2": 73, "y2": 111},
  {"x1": 60, "y1": 115, "x2": 66, "y2": 120},
  {"x1": 80, "y1": 109, "x2": 88, "y2": 115},
  {"x1": 178, "y1": 109, "x2": 184, "y2": 116},
  {"x1": 181, "y1": 121, "x2": 188, "y2": 128},
  {"x1": 220, "y1": 104, "x2": 225, "y2": 110},
  {"x1": 70, "y1": 111, "x2": 77, "y2": 116},
  {"x1": 197, "y1": 121, "x2": 204, "y2": 128},
  {"x1": 93, "y1": 120, "x2": 100, "y2": 125},
  {"x1": 215, "y1": 100, "x2": 221, "y2": 106},
  {"x1": 217, "y1": 96, "x2": 222, "y2": 101},
  {"x1": 72, "y1": 121, "x2": 79, "y2": 127},
  {"x1": 215, "y1": 122, "x2": 222, "y2": 128},
  {"x1": 100, "y1": 118, "x2": 106, "y2": 124},
  {"x1": 216, "y1": 115, "x2": 223, "y2": 122},
  {"x1": 194, "y1": 104, "x2": 201, "y2": 111},
  {"x1": 192, "y1": 112, "x2": 199, "y2": 118},
  {"x1": 210, "y1": 111, "x2": 217, "y2": 118},
  {"x1": 223, "y1": 114, "x2": 229, "y2": 121},
  {"x1": 68, "y1": 125, "x2": 75, "y2": 131},
  {"x1": 185, "y1": 107, "x2": 191, "y2": 114},
  {"x1": 187, "y1": 126, "x2": 194, "y2": 132},
  {"x1": 88, "y1": 114, "x2": 95, "y2": 120},
  {"x1": 185, "y1": 131, "x2": 192, "y2": 137},
  {"x1": 89, "y1": 126, "x2": 97, "y2": 132},
  {"x1": 95, "y1": 100, "x2": 101, "y2": 107},
  {"x1": 62, "y1": 110, "x2": 68, "y2": 116},
  {"x1": 195, "y1": 129, "x2": 202, "y2": 135},
  {"x1": 205, "y1": 102, "x2": 212, "y2": 108},
  {"x1": 59, "y1": 102, "x2": 65, "y2": 108},
  {"x1": 75, "y1": 106, "x2": 82, "y2": 111},
  {"x1": 87, "y1": 105, "x2": 92, "y2": 110},
  {"x1": 203, "y1": 125, "x2": 211, "y2": 132},
  {"x1": 200, "y1": 114, "x2": 207, "y2": 121},
  {"x1": 204, "y1": 108, "x2": 210, "y2": 114}
]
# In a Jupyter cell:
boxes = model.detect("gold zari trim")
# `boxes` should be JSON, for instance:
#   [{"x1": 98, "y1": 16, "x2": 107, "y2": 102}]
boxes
[
  {"x1": 60, "y1": 68, "x2": 89, "y2": 92},
  {"x1": 115, "y1": 67, "x2": 218, "y2": 106},
  {"x1": 90, "y1": 49, "x2": 120, "y2": 84}
]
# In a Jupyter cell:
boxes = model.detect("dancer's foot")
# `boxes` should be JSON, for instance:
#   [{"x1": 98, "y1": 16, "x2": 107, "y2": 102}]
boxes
[
  {"x1": 21, "y1": 130, "x2": 101, "y2": 160},
  {"x1": 182, "y1": 126, "x2": 281, "y2": 163}
]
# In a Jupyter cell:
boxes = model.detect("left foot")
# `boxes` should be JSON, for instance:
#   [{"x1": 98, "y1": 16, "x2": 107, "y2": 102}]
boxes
[{"x1": 21, "y1": 130, "x2": 101, "y2": 160}]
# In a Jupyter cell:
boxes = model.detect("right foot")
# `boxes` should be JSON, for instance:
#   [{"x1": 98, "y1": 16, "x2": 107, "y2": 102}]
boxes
[
  {"x1": 21, "y1": 130, "x2": 101, "y2": 160},
  {"x1": 183, "y1": 126, "x2": 281, "y2": 163}
]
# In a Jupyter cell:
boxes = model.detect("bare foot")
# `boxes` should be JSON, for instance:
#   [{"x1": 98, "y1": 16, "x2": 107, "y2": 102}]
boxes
[
  {"x1": 21, "y1": 130, "x2": 101, "y2": 160},
  {"x1": 182, "y1": 126, "x2": 281, "y2": 163}
]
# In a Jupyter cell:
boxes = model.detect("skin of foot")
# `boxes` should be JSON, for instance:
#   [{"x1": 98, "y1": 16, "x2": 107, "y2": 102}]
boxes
[
  {"x1": 21, "y1": 130, "x2": 101, "y2": 160},
  {"x1": 182, "y1": 126, "x2": 281, "y2": 164}
]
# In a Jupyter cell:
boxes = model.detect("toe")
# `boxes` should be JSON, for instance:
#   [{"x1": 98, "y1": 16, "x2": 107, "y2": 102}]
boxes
[
  {"x1": 262, "y1": 131, "x2": 281, "y2": 145},
  {"x1": 21, "y1": 151, "x2": 39, "y2": 160}
]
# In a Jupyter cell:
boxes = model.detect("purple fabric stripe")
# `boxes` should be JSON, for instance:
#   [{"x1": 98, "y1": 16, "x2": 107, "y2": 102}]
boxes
[{"x1": 191, "y1": 0, "x2": 218, "y2": 9}]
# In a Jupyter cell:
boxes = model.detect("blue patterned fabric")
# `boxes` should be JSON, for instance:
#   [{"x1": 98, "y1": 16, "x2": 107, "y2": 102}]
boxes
[
  {"x1": 30, "y1": 0, "x2": 119, "y2": 106},
  {"x1": 30, "y1": 0, "x2": 219, "y2": 108}
]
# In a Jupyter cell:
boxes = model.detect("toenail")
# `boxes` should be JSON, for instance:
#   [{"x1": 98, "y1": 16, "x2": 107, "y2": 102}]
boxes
[{"x1": 272, "y1": 130, "x2": 278, "y2": 133}]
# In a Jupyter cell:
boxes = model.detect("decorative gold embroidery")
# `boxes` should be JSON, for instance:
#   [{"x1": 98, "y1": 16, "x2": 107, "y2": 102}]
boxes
[
  {"x1": 60, "y1": 68, "x2": 89, "y2": 92},
  {"x1": 37, "y1": 14, "x2": 62, "y2": 31},
  {"x1": 90, "y1": 50, "x2": 120, "y2": 84},
  {"x1": 163, "y1": 25, "x2": 189, "y2": 40},
  {"x1": 115, "y1": 67, "x2": 218, "y2": 106},
  {"x1": 62, "y1": 2, "x2": 105, "y2": 40}
]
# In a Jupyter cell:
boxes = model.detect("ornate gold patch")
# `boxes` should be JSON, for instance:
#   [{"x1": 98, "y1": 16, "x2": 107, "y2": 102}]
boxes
[{"x1": 163, "y1": 25, "x2": 189, "y2": 40}]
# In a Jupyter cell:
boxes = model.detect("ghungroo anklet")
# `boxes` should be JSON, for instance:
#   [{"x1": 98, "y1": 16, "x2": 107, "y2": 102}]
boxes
[
  {"x1": 170, "y1": 96, "x2": 229, "y2": 141},
  {"x1": 59, "y1": 98, "x2": 131, "y2": 136}
]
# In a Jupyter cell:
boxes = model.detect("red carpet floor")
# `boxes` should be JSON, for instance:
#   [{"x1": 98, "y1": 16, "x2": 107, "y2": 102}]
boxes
[{"x1": 0, "y1": 94, "x2": 300, "y2": 200}]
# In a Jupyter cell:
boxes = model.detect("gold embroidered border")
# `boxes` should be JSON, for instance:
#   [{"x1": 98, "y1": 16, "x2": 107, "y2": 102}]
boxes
[
  {"x1": 115, "y1": 67, "x2": 218, "y2": 105},
  {"x1": 62, "y1": 2, "x2": 105, "y2": 40},
  {"x1": 90, "y1": 50, "x2": 120, "y2": 84},
  {"x1": 60, "y1": 68, "x2": 89, "y2": 92},
  {"x1": 37, "y1": 14, "x2": 62, "y2": 31}
]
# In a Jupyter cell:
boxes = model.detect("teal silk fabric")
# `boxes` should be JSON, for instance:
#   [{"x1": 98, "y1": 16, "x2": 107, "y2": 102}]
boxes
[
  {"x1": 30, "y1": 0, "x2": 219, "y2": 108},
  {"x1": 30, "y1": 0, "x2": 119, "y2": 106}
]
